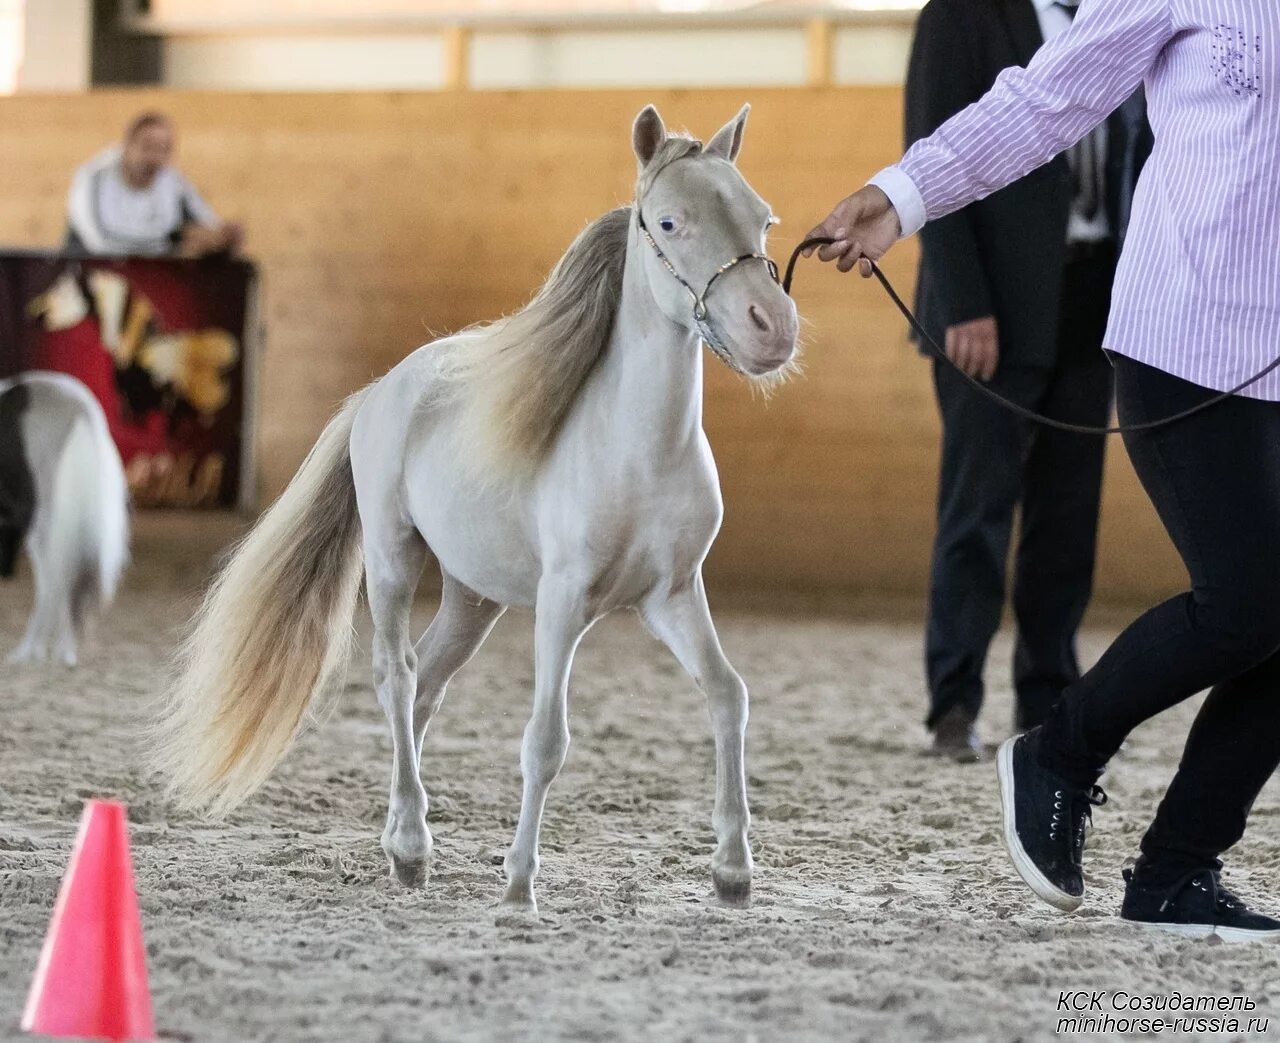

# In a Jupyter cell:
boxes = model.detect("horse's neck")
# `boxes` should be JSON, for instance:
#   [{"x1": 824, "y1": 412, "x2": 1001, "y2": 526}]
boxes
[{"x1": 594, "y1": 235, "x2": 705, "y2": 457}]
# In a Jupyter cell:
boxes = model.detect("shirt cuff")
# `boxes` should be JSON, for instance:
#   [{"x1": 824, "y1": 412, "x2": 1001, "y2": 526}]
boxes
[{"x1": 867, "y1": 165, "x2": 927, "y2": 239}]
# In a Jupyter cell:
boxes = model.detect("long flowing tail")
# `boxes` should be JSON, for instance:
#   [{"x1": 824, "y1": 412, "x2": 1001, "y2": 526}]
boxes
[
  {"x1": 152, "y1": 390, "x2": 368, "y2": 815},
  {"x1": 40, "y1": 376, "x2": 129, "y2": 639}
]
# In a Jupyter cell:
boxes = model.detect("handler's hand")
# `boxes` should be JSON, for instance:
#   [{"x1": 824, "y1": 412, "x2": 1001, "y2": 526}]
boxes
[
  {"x1": 945, "y1": 316, "x2": 999, "y2": 382},
  {"x1": 803, "y1": 185, "x2": 902, "y2": 276}
]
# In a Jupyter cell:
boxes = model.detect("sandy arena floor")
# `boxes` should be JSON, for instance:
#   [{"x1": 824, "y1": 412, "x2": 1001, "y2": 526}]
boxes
[{"x1": 3, "y1": 516, "x2": 1280, "y2": 1042}]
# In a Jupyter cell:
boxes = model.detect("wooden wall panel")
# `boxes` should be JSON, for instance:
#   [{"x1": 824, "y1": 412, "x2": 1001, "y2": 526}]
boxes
[{"x1": 0, "y1": 87, "x2": 1184, "y2": 604}]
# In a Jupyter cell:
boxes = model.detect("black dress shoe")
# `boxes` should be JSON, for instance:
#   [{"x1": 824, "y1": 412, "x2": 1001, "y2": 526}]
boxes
[
  {"x1": 996, "y1": 728, "x2": 1106, "y2": 911},
  {"x1": 1121, "y1": 864, "x2": 1280, "y2": 943},
  {"x1": 1014, "y1": 702, "x2": 1052, "y2": 733},
  {"x1": 931, "y1": 705, "x2": 984, "y2": 762}
]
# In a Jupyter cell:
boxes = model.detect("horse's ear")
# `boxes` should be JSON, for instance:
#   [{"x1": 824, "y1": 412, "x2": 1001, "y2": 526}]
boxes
[
  {"x1": 705, "y1": 104, "x2": 750, "y2": 164},
  {"x1": 632, "y1": 105, "x2": 667, "y2": 169}
]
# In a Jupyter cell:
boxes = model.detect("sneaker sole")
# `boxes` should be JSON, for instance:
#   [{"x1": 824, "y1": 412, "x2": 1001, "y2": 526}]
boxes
[
  {"x1": 1122, "y1": 919, "x2": 1280, "y2": 944},
  {"x1": 996, "y1": 737, "x2": 1082, "y2": 913}
]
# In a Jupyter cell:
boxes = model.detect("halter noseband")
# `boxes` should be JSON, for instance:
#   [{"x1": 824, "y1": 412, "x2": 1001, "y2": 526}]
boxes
[{"x1": 633, "y1": 186, "x2": 781, "y2": 372}]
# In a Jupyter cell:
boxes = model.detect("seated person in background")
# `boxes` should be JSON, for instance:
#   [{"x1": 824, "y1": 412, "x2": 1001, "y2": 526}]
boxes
[{"x1": 66, "y1": 110, "x2": 242, "y2": 258}]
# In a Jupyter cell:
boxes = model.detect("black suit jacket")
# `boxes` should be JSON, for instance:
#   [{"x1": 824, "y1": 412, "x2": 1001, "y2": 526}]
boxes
[{"x1": 906, "y1": 0, "x2": 1153, "y2": 367}]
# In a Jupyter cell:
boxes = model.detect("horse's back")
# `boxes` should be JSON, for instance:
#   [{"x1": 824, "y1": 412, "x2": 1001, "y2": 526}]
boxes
[
  {"x1": 6, "y1": 370, "x2": 103, "y2": 414},
  {"x1": 3, "y1": 372, "x2": 106, "y2": 481}
]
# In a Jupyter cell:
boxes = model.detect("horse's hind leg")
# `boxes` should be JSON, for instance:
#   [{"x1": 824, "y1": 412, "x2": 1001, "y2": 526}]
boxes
[
  {"x1": 364, "y1": 525, "x2": 431, "y2": 887},
  {"x1": 643, "y1": 574, "x2": 753, "y2": 906},
  {"x1": 411, "y1": 573, "x2": 504, "y2": 762},
  {"x1": 50, "y1": 563, "x2": 87, "y2": 667},
  {"x1": 11, "y1": 575, "x2": 48, "y2": 663},
  {"x1": 11, "y1": 532, "x2": 55, "y2": 663}
]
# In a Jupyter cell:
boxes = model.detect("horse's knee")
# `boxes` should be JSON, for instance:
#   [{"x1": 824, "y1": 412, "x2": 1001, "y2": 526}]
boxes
[
  {"x1": 521, "y1": 715, "x2": 570, "y2": 783},
  {"x1": 706, "y1": 674, "x2": 748, "y2": 735}
]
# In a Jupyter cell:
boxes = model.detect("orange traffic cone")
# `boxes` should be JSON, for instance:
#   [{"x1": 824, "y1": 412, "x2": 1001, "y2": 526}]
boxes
[{"x1": 22, "y1": 799, "x2": 155, "y2": 1041}]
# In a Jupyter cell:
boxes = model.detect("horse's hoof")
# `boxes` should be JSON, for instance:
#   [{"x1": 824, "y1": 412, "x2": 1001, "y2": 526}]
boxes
[
  {"x1": 499, "y1": 881, "x2": 538, "y2": 916},
  {"x1": 388, "y1": 855, "x2": 430, "y2": 889},
  {"x1": 712, "y1": 870, "x2": 752, "y2": 908}
]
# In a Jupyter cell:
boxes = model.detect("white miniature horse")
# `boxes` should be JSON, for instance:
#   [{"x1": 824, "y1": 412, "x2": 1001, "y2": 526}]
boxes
[
  {"x1": 0, "y1": 371, "x2": 129, "y2": 665},
  {"x1": 155, "y1": 105, "x2": 798, "y2": 911}
]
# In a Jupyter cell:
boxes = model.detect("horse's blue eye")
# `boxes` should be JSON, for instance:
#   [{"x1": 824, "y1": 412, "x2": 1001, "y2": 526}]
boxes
[{"x1": 659, "y1": 218, "x2": 676, "y2": 233}]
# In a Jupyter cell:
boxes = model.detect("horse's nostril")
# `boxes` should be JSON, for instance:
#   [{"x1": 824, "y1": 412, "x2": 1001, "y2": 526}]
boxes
[{"x1": 748, "y1": 304, "x2": 771, "y2": 334}]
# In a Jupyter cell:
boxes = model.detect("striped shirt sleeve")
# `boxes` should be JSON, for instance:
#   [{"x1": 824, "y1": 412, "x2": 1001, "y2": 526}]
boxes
[{"x1": 884, "y1": 0, "x2": 1172, "y2": 232}]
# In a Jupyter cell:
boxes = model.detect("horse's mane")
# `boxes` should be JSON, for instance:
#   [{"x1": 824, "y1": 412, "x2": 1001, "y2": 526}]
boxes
[{"x1": 437, "y1": 135, "x2": 703, "y2": 477}]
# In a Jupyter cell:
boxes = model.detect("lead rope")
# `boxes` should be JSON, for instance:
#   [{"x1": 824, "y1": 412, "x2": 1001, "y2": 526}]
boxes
[{"x1": 784, "y1": 236, "x2": 1280, "y2": 436}]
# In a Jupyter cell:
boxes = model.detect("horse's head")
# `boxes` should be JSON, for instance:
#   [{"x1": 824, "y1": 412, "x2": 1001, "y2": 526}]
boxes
[{"x1": 631, "y1": 104, "x2": 799, "y2": 377}]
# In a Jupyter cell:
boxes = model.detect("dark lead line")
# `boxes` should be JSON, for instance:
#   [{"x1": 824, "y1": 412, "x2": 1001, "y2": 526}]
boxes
[{"x1": 784, "y1": 235, "x2": 1280, "y2": 436}]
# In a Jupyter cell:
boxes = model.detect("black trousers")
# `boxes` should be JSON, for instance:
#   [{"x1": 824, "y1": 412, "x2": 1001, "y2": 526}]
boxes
[
  {"x1": 1040, "y1": 354, "x2": 1280, "y2": 876},
  {"x1": 926, "y1": 251, "x2": 1115, "y2": 730}
]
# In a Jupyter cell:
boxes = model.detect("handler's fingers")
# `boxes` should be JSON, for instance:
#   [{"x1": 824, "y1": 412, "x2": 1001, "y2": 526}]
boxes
[
  {"x1": 803, "y1": 224, "x2": 830, "y2": 256},
  {"x1": 944, "y1": 327, "x2": 961, "y2": 367},
  {"x1": 972, "y1": 339, "x2": 992, "y2": 380},
  {"x1": 806, "y1": 218, "x2": 844, "y2": 256},
  {"x1": 962, "y1": 335, "x2": 978, "y2": 376},
  {"x1": 835, "y1": 243, "x2": 862, "y2": 273},
  {"x1": 979, "y1": 340, "x2": 999, "y2": 382},
  {"x1": 816, "y1": 231, "x2": 849, "y2": 262},
  {"x1": 857, "y1": 257, "x2": 874, "y2": 278}
]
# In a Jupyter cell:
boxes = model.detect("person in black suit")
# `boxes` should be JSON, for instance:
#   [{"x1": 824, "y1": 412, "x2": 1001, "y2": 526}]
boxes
[{"x1": 910, "y1": 0, "x2": 1152, "y2": 759}]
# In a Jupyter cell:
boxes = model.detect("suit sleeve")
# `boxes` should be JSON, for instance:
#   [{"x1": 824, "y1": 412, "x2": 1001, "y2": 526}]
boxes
[
  {"x1": 903, "y1": 0, "x2": 994, "y2": 327},
  {"x1": 899, "y1": 0, "x2": 1172, "y2": 224}
]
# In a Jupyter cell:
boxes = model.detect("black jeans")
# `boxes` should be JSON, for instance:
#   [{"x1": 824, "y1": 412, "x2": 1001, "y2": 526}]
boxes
[
  {"x1": 1040, "y1": 354, "x2": 1280, "y2": 875},
  {"x1": 926, "y1": 251, "x2": 1115, "y2": 729}
]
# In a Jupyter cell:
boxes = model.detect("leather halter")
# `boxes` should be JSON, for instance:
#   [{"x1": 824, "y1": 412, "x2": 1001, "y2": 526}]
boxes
[{"x1": 633, "y1": 187, "x2": 780, "y2": 371}]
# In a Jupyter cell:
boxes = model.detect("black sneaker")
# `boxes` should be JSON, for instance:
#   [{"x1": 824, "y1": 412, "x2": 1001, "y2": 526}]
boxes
[
  {"x1": 1121, "y1": 866, "x2": 1280, "y2": 943},
  {"x1": 996, "y1": 730, "x2": 1106, "y2": 912}
]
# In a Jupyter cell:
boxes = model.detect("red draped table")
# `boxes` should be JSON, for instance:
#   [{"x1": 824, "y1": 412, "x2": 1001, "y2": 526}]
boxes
[{"x1": 0, "y1": 251, "x2": 258, "y2": 509}]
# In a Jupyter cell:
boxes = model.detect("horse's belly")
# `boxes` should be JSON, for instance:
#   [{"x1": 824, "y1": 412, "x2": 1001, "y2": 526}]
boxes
[{"x1": 403, "y1": 438, "x2": 540, "y2": 608}]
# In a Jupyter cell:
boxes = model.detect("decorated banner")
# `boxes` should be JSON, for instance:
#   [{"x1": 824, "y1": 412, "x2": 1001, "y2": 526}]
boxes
[{"x1": 0, "y1": 252, "x2": 256, "y2": 508}]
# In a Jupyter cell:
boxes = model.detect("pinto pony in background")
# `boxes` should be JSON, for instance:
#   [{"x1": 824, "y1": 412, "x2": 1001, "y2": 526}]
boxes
[
  {"x1": 0, "y1": 371, "x2": 130, "y2": 666},
  {"x1": 154, "y1": 105, "x2": 799, "y2": 912}
]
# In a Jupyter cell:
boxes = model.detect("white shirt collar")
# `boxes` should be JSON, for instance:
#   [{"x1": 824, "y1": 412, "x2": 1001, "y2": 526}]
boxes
[{"x1": 1030, "y1": 0, "x2": 1059, "y2": 13}]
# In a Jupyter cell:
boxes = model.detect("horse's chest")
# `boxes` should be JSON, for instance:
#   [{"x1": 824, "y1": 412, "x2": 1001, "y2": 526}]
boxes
[{"x1": 563, "y1": 470, "x2": 723, "y2": 599}]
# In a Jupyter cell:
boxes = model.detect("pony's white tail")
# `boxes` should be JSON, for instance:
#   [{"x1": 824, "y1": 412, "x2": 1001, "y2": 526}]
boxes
[
  {"x1": 152, "y1": 391, "x2": 368, "y2": 815},
  {"x1": 47, "y1": 390, "x2": 129, "y2": 630}
]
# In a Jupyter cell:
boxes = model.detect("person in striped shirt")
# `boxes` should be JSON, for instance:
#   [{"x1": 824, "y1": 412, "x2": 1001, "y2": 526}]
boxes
[
  {"x1": 66, "y1": 111, "x2": 242, "y2": 259},
  {"x1": 809, "y1": 0, "x2": 1280, "y2": 940}
]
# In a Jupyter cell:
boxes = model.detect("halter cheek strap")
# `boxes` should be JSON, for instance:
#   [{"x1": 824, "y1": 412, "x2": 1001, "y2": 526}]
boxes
[{"x1": 634, "y1": 207, "x2": 780, "y2": 325}]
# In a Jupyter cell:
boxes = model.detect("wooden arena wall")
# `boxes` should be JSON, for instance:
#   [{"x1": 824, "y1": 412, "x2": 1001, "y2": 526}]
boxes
[{"x1": 0, "y1": 88, "x2": 1183, "y2": 603}]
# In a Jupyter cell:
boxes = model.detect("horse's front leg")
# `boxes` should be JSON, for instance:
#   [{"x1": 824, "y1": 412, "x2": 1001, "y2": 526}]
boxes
[
  {"x1": 412, "y1": 573, "x2": 505, "y2": 762},
  {"x1": 643, "y1": 573, "x2": 753, "y2": 906},
  {"x1": 502, "y1": 576, "x2": 589, "y2": 914}
]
